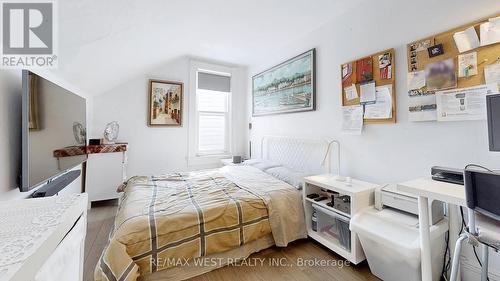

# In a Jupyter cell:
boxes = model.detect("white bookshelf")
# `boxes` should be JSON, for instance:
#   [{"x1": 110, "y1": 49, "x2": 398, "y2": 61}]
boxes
[{"x1": 303, "y1": 174, "x2": 378, "y2": 264}]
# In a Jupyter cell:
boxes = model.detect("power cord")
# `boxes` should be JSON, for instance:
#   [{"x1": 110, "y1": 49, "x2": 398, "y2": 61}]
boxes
[
  {"x1": 441, "y1": 230, "x2": 451, "y2": 280},
  {"x1": 464, "y1": 163, "x2": 493, "y2": 173},
  {"x1": 442, "y1": 163, "x2": 494, "y2": 281},
  {"x1": 460, "y1": 206, "x2": 489, "y2": 281}
]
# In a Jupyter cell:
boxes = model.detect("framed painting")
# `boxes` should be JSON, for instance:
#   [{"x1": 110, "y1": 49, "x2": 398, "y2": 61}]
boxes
[
  {"x1": 148, "y1": 79, "x2": 183, "y2": 126},
  {"x1": 252, "y1": 49, "x2": 315, "y2": 116}
]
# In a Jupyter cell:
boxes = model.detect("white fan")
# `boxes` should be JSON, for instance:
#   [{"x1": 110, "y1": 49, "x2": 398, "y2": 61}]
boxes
[
  {"x1": 103, "y1": 121, "x2": 119, "y2": 143},
  {"x1": 72, "y1": 122, "x2": 86, "y2": 145}
]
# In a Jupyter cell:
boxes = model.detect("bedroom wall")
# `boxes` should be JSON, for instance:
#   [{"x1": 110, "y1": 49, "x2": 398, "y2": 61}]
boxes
[
  {"x1": 247, "y1": 0, "x2": 500, "y2": 279},
  {"x1": 91, "y1": 56, "x2": 248, "y2": 177},
  {"x1": 0, "y1": 70, "x2": 22, "y2": 195},
  {"x1": 248, "y1": 0, "x2": 500, "y2": 182}
]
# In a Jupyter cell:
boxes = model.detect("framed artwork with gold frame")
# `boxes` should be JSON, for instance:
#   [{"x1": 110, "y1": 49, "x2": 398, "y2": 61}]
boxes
[{"x1": 148, "y1": 79, "x2": 183, "y2": 126}]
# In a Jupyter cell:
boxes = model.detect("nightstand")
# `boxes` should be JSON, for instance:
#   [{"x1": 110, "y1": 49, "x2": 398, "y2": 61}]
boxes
[
  {"x1": 303, "y1": 174, "x2": 378, "y2": 264},
  {"x1": 220, "y1": 158, "x2": 241, "y2": 166}
]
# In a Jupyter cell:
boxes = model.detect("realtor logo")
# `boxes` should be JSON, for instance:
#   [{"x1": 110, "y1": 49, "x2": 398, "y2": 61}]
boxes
[{"x1": 1, "y1": 1, "x2": 57, "y2": 68}]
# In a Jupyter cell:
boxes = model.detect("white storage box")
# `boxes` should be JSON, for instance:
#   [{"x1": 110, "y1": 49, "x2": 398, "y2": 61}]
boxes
[
  {"x1": 313, "y1": 204, "x2": 351, "y2": 251},
  {"x1": 350, "y1": 207, "x2": 448, "y2": 281}
]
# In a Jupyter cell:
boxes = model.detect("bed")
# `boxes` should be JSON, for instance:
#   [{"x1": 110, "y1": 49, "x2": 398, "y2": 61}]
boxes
[{"x1": 95, "y1": 136, "x2": 338, "y2": 281}]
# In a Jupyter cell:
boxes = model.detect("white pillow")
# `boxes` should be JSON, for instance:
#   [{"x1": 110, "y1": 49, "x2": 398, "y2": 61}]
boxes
[
  {"x1": 243, "y1": 159, "x2": 281, "y2": 171},
  {"x1": 265, "y1": 166, "x2": 307, "y2": 189}
]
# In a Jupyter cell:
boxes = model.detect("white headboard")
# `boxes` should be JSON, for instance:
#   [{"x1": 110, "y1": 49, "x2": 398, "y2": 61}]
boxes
[{"x1": 260, "y1": 136, "x2": 340, "y2": 175}]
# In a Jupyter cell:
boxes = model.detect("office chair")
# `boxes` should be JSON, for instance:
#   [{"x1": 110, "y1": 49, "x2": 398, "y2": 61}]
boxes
[{"x1": 450, "y1": 166, "x2": 500, "y2": 281}]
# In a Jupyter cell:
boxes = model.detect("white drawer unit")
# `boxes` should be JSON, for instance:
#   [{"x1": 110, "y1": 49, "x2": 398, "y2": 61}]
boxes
[
  {"x1": 84, "y1": 143, "x2": 128, "y2": 202},
  {"x1": 303, "y1": 174, "x2": 378, "y2": 264},
  {"x1": 86, "y1": 151, "x2": 127, "y2": 202}
]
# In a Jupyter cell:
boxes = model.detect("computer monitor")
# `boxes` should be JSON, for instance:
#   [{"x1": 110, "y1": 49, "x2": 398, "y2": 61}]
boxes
[{"x1": 487, "y1": 94, "x2": 500, "y2": 152}]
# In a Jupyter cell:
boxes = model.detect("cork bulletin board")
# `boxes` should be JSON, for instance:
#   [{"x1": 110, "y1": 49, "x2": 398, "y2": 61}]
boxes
[
  {"x1": 406, "y1": 13, "x2": 500, "y2": 90},
  {"x1": 340, "y1": 48, "x2": 396, "y2": 124},
  {"x1": 405, "y1": 13, "x2": 500, "y2": 122}
]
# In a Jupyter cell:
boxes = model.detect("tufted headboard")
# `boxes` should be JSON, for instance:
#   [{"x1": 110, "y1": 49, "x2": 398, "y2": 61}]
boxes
[{"x1": 260, "y1": 136, "x2": 340, "y2": 175}]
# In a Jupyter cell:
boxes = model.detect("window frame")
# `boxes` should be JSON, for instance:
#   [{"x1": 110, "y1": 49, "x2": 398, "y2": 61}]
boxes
[
  {"x1": 188, "y1": 61, "x2": 234, "y2": 167},
  {"x1": 195, "y1": 87, "x2": 231, "y2": 156}
]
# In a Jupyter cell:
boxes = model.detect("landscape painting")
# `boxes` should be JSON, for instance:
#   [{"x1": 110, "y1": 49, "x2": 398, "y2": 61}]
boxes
[
  {"x1": 252, "y1": 49, "x2": 315, "y2": 116},
  {"x1": 148, "y1": 80, "x2": 183, "y2": 126}
]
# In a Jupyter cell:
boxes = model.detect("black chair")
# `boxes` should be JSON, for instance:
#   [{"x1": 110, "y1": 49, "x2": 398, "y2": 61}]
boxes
[{"x1": 450, "y1": 167, "x2": 500, "y2": 281}]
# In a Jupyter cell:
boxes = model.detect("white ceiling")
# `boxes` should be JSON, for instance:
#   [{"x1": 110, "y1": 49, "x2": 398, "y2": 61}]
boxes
[{"x1": 54, "y1": 0, "x2": 364, "y2": 96}]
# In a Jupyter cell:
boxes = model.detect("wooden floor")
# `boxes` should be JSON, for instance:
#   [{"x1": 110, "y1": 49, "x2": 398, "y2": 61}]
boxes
[{"x1": 84, "y1": 203, "x2": 379, "y2": 281}]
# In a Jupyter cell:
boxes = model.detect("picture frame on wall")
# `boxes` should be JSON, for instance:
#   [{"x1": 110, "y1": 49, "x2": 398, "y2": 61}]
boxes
[
  {"x1": 252, "y1": 49, "x2": 316, "y2": 116},
  {"x1": 148, "y1": 79, "x2": 183, "y2": 126}
]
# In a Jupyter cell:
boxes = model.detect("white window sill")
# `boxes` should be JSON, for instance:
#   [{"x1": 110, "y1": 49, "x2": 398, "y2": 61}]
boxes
[{"x1": 188, "y1": 153, "x2": 231, "y2": 168}]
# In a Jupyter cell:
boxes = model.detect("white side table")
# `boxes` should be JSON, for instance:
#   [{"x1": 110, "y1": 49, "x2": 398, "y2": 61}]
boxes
[{"x1": 303, "y1": 174, "x2": 378, "y2": 264}]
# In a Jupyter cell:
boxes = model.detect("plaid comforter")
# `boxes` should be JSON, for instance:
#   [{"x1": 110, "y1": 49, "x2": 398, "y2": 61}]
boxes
[{"x1": 95, "y1": 167, "x2": 305, "y2": 281}]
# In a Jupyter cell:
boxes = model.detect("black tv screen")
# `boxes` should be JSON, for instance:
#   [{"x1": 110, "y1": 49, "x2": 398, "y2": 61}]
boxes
[
  {"x1": 487, "y1": 94, "x2": 500, "y2": 152},
  {"x1": 21, "y1": 70, "x2": 87, "y2": 192}
]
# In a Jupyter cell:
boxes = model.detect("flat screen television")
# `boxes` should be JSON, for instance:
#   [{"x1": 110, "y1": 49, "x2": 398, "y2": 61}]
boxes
[{"x1": 21, "y1": 70, "x2": 87, "y2": 192}]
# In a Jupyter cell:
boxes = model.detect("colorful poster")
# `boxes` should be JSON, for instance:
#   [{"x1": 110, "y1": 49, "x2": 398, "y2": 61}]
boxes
[
  {"x1": 378, "y1": 52, "x2": 392, "y2": 80},
  {"x1": 342, "y1": 62, "x2": 354, "y2": 88},
  {"x1": 356, "y1": 57, "x2": 373, "y2": 82}
]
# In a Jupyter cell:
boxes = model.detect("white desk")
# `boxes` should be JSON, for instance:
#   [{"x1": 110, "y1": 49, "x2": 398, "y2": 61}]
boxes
[{"x1": 398, "y1": 177, "x2": 465, "y2": 281}]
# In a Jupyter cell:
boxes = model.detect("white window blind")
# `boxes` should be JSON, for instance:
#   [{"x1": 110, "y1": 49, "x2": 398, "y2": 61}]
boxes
[{"x1": 196, "y1": 72, "x2": 231, "y2": 155}]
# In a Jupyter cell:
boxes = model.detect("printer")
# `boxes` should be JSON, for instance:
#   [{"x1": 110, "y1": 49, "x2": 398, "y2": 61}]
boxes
[{"x1": 375, "y1": 184, "x2": 444, "y2": 225}]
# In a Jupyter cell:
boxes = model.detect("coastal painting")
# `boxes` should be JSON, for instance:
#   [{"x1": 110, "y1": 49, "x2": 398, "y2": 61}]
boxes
[{"x1": 252, "y1": 49, "x2": 315, "y2": 116}]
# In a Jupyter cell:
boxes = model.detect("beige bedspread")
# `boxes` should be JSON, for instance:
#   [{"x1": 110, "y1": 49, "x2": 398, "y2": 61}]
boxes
[{"x1": 95, "y1": 166, "x2": 306, "y2": 281}]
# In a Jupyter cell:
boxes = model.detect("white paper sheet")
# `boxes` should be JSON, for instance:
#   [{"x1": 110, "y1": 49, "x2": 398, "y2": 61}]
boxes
[
  {"x1": 344, "y1": 84, "x2": 358, "y2": 101},
  {"x1": 480, "y1": 17, "x2": 500, "y2": 46},
  {"x1": 458, "y1": 52, "x2": 478, "y2": 77},
  {"x1": 359, "y1": 81, "x2": 376, "y2": 104},
  {"x1": 453, "y1": 27, "x2": 480, "y2": 53},
  {"x1": 407, "y1": 70, "x2": 426, "y2": 90},
  {"x1": 436, "y1": 84, "x2": 499, "y2": 121},
  {"x1": 341, "y1": 105, "x2": 363, "y2": 135},
  {"x1": 408, "y1": 90, "x2": 437, "y2": 122},
  {"x1": 364, "y1": 85, "x2": 392, "y2": 119},
  {"x1": 485, "y1": 63, "x2": 500, "y2": 87}
]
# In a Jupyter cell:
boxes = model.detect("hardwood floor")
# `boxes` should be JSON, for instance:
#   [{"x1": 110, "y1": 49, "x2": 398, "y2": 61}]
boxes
[
  {"x1": 84, "y1": 201, "x2": 119, "y2": 281},
  {"x1": 84, "y1": 203, "x2": 379, "y2": 281}
]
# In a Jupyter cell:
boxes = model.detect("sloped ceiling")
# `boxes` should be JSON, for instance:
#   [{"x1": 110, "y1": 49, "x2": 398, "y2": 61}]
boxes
[{"x1": 53, "y1": 0, "x2": 364, "y2": 96}]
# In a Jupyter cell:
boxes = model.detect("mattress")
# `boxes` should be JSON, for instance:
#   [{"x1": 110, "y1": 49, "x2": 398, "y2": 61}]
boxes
[{"x1": 95, "y1": 165, "x2": 306, "y2": 281}]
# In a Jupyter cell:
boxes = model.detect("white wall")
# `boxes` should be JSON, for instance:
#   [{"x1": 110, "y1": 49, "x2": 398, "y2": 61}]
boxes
[
  {"x1": 247, "y1": 0, "x2": 500, "y2": 279},
  {"x1": 91, "y1": 56, "x2": 248, "y2": 177},
  {"x1": 248, "y1": 0, "x2": 500, "y2": 183},
  {"x1": 0, "y1": 70, "x2": 22, "y2": 195}
]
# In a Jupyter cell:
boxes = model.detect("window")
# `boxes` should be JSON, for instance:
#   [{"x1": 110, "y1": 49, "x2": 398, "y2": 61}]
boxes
[{"x1": 195, "y1": 71, "x2": 231, "y2": 156}]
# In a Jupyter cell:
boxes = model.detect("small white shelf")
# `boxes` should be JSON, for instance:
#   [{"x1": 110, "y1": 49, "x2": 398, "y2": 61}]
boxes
[{"x1": 303, "y1": 174, "x2": 378, "y2": 265}]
